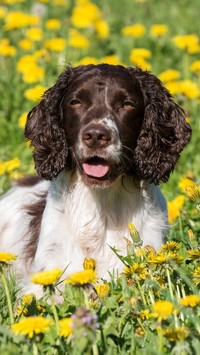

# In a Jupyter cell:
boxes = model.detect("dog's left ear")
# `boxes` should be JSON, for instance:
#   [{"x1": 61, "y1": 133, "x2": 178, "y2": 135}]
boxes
[{"x1": 128, "y1": 67, "x2": 192, "y2": 184}]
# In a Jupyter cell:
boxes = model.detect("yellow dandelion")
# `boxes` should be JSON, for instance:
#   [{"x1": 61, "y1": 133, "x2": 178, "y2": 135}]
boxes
[
  {"x1": 100, "y1": 55, "x2": 123, "y2": 66},
  {"x1": 193, "y1": 266, "x2": 200, "y2": 286},
  {"x1": 45, "y1": 19, "x2": 61, "y2": 30},
  {"x1": 25, "y1": 27, "x2": 43, "y2": 42},
  {"x1": 95, "y1": 283, "x2": 110, "y2": 299},
  {"x1": 152, "y1": 300, "x2": 174, "y2": 321},
  {"x1": 11, "y1": 316, "x2": 52, "y2": 338},
  {"x1": 138, "y1": 309, "x2": 150, "y2": 320},
  {"x1": 83, "y1": 258, "x2": 96, "y2": 270},
  {"x1": 18, "y1": 112, "x2": 28, "y2": 129},
  {"x1": 184, "y1": 185, "x2": 200, "y2": 201},
  {"x1": 121, "y1": 24, "x2": 146, "y2": 37},
  {"x1": 65, "y1": 269, "x2": 97, "y2": 285},
  {"x1": 31, "y1": 268, "x2": 62, "y2": 286},
  {"x1": 167, "y1": 195, "x2": 185, "y2": 224},
  {"x1": 130, "y1": 48, "x2": 151, "y2": 59},
  {"x1": 162, "y1": 326, "x2": 189, "y2": 341},
  {"x1": 187, "y1": 248, "x2": 200, "y2": 261},
  {"x1": 17, "y1": 55, "x2": 37, "y2": 74},
  {"x1": 134, "y1": 247, "x2": 147, "y2": 258},
  {"x1": 0, "y1": 38, "x2": 16, "y2": 57},
  {"x1": 68, "y1": 29, "x2": 90, "y2": 49},
  {"x1": 158, "y1": 69, "x2": 181, "y2": 83},
  {"x1": 78, "y1": 56, "x2": 99, "y2": 65},
  {"x1": 150, "y1": 24, "x2": 168, "y2": 37},
  {"x1": 44, "y1": 38, "x2": 66, "y2": 52},
  {"x1": 165, "y1": 81, "x2": 181, "y2": 96},
  {"x1": 190, "y1": 60, "x2": 200, "y2": 74},
  {"x1": 180, "y1": 294, "x2": 200, "y2": 307},
  {"x1": 2, "y1": 158, "x2": 21, "y2": 173},
  {"x1": 24, "y1": 85, "x2": 47, "y2": 101},
  {"x1": 0, "y1": 252, "x2": 17, "y2": 265},
  {"x1": 71, "y1": 2, "x2": 102, "y2": 29},
  {"x1": 129, "y1": 53, "x2": 152, "y2": 71},
  {"x1": 178, "y1": 80, "x2": 200, "y2": 99},
  {"x1": 172, "y1": 34, "x2": 199, "y2": 53},
  {"x1": 22, "y1": 65, "x2": 45, "y2": 84},
  {"x1": 19, "y1": 38, "x2": 33, "y2": 51},
  {"x1": 123, "y1": 263, "x2": 149, "y2": 281},
  {"x1": 59, "y1": 318, "x2": 73, "y2": 337},
  {"x1": 178, "y1": 177, "x2": 195, "y2": 192},
  {"x1": 148, "y1": 250, "x2": 183, "y2": 266},
  {"x1": 161, "y1": 241, "x2": 181, "y2": 252},
  {"x1": 4, "y1": 11, "x2": 40, "y2": 30},
  {"x1": 95, "y1": 19, "x2": 109, "y2": 39}
]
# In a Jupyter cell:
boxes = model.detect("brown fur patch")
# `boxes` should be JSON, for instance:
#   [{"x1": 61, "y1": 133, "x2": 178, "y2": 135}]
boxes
[{"x1": 23, "y1": 193, "x2": 47, "y2": 266}]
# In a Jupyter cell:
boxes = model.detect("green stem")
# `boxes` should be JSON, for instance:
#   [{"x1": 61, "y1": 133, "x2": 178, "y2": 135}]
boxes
[
  {"x1": 1, "y1": 270, "x2": 14, "y2": 324},
  {"x1": 166, "y1": 267, "x2": 174, "y2": 302},
  {"x1": 49, "y1": 293, "x2": 60, "y2": 335},
  {"x1": 32, "y1": 341, "x2": 39, "y2": 355}
]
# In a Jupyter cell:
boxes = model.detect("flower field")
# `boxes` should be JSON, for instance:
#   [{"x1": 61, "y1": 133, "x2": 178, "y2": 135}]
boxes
[{"x1": 0, "y1": 0, "x2": 200, "y2": 353}]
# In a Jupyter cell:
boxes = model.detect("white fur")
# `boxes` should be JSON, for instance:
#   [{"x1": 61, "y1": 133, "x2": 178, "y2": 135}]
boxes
[{"x1": 0, "y1": 170, "x2": 167, "y2": 296}]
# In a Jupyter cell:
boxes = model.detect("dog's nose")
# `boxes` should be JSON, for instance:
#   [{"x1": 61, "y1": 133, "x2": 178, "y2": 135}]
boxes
[{"x1": 82, "y1": 124, "x2": 111, "y2": 148}]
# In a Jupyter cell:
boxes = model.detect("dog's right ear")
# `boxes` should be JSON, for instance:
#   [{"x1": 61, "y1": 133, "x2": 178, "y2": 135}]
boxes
[{"x1": 25, "y1": 67, "x2": 74, "y2": 180}]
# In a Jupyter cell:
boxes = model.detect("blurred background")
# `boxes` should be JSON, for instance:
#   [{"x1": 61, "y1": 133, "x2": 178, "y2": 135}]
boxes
[{"x1": 0, "y1": 0, "x2": 199, "y2": 221}]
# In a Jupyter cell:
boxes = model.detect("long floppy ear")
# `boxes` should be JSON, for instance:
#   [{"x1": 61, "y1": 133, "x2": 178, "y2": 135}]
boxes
[
  {"x1": 128, "y1": 67, "x2": 192, "y2": 184},
  {"x1": 25, "y1": 67, "x2": 75, "y2": 180}
]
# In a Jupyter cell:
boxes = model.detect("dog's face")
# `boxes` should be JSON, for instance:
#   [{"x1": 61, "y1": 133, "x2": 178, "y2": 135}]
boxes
[
  {"x1": 25, "y1": 64, "x2": 191, "y2": 185},
  {"x1": 62, "y1": 68, "x2": 144, "y2": 187}
]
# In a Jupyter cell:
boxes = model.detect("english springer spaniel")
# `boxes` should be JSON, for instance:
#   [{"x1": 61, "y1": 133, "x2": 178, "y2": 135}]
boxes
[{"x1": 0, "y1": 64, "x2": 191, "y2": 296}]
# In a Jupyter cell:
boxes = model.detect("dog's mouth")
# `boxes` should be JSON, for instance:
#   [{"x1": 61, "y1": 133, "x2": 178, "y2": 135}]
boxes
[{"x1": 82, "y1": 157, "x2": 110, "y2": 179}]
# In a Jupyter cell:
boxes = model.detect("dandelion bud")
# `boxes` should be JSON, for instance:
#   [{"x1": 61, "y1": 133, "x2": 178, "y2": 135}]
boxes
[
  {"x1": 83, "y1": 258, "x2": 96, "y2": 270},
  {"x1": 187, "y1": 229, "x2": 197, "y2": 248},
  {"x1": 95, "y1": 284, "x2": 110, "y2": 299},
  {"x1": 128, "y1": 223, "x2": 142, "y2": 246}
]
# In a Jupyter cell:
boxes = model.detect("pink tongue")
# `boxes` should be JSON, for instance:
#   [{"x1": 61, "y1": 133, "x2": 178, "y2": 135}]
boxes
[{"x1": 82, "y1": 162, "x2": 109, "y2": 178}]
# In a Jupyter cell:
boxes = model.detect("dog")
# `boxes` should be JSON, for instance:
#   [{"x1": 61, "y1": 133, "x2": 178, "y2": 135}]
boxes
[{"x1": 0, "y1": 64, "x2": 191, "y2": 296}]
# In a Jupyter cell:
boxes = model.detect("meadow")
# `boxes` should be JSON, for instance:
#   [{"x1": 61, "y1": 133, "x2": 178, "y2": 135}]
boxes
[{"x1": 0, "y1": 0, "x2": 200, "y2": 354}]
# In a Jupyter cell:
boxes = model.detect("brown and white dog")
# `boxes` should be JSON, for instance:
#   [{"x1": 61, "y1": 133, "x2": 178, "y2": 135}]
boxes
[{"x1": 0, "y1": 64, "x2": 191, "y2": 295}]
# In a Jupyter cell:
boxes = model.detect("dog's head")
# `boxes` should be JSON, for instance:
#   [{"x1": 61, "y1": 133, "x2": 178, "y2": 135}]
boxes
[{"x1": 25, "y1": 64, "x2": 191, "y2": 186}]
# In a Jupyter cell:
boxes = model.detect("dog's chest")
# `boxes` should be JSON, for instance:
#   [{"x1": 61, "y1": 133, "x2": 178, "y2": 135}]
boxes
[{"x1": 65, "y1": 179, "x2": 143, "y2": 256}]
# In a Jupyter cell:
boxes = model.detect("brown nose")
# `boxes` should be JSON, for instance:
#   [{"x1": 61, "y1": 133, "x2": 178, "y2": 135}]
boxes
[{"x1": 82, "y1": 124, "x2": 111, "y2": 148}]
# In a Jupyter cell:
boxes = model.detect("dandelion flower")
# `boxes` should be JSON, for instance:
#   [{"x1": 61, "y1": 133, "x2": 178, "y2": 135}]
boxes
[
  {"x1": 167, "y1": 195, "x2": 185, "y2": 224},
  {"x1": 45, "y1": 19, "x2": 61, "y2": 30},
  {"x1": 121, "y1": 24, "x2": 146, "y2": 37},
  {"x1": 24, "y1": 85, "x2": 47, "y2": 101},
  {"x1": 158, "y1": 69, "x2": 181, "y2": 83},
  {"x1": 68, "y1": 29, "x2": 90, "y2": 49},
  {"x1": 11, "y1": 316, "x2": 52, "y2": 338},
  {"x1": 0, "y1": 252, "x2": 17, "y2": 265},
  {"x1": 193, "y1": 266, "x2": 200, "y2": 286},
  {"x1": 31, "y1": 268, "x2": 62, "y2": 286},
  {"x1": 148, "y1": 250, "x2": 183, "y2": 266},
  {"x1": 18, "y1": 112, "x2": 28, "y2": 129},
  {"x1": 161, "y1": 241, "x2": 181, "y2": 252},
  {"x1": 152, "y1": 300, "x2": 174, "y2": 321},
  {"x1": 190, "y1": 60, "x2": 200, "y2": 74},
  {"x1": 65, "y1": 269, "x2": 97, "y2": 285},
  {"x1": 162, "y1": 326, "x2": 189, "y2": 341},
  {"x1": 150, "y1": 24, "x2": 168, "y2": 37},
  {"x1": 180, "y1": 294, "x2": 200, "y2": 307},
  {"x1": 187, "y1": 248, "x2": 200, "y2": 261},
  {"x1": 184, "y1": 185, "x2": 200, "y2": 201},
  {"x1": 123, "y1": 263, "x2": 149, "y2": 281},
  {"x1": 59, "y1": 318, "x2": 73, "y2": 337},
  {"x1": 178, "y1": 177, "x2": 195, "y2": 192},
  {"x1": 44, "y1": 38, "x2": 66, "y2": 52}
]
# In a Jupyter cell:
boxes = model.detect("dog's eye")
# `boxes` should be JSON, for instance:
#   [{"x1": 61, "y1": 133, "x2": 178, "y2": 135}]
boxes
[
  {"x1": 123, "y1": 100, "x2": 136, "y2": 109},
  {"x1": 69, "y1": 99, "x2": 81, "y2": 108}
]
